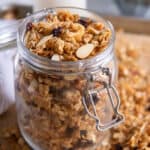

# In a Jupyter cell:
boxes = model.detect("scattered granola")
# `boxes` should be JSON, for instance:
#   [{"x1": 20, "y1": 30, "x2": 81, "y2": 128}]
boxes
[
  {"x1": 100, "y1": 30, "x2": 150, "y2": 150},
  {"x1": 24, "y1": 10, "x2": 111, "y2": 61},
  {"x1": 0, "y1": 126, "x2": 30, "y2": 150}
]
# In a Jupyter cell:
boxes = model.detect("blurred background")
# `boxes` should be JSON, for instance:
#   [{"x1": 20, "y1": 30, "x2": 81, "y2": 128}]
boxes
[
  {"x1": 1, "y1": 0, "x2": 150, "y2": 48},
  {"x1": 0, "y1": 0, "x2": 150, "y2": 19}
]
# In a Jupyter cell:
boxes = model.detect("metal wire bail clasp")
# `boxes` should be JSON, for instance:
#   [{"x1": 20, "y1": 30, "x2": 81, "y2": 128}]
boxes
[{"x1": 82, "y1": 67, "x2": 124, "y2": 131}]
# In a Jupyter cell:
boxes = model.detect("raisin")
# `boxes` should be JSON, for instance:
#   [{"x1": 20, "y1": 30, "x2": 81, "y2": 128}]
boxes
[
  {"x1": 78, "y1": 19, "x2": 88, "y2": 27},
  {"x1": 49, "y1": 86, "x2": 56, "y2": 93},
  {"x1": 102, "y1": 67, "x2": 110, "y2": 75},
  {"x1": 146, "y1": 105, "x2": 150, "y2": 111},
  {"x1": 146, "y1": 98, "x2": 150, "y2": 111},
  {"x1": 92, "y1": 93, "x2": 99, "y2": 104},
  {"x1": 80, "y1": 130, "x2": 87, "y2": 138},
  {"x1": 132, "y1": 146, "x2": 138, "y2": 150},
  {"x1": 65, "y1": 126, "x2": 76, "y2": 136},
  {"x1": 76, "y1": 139, "x2": 94, "y2": 147},
  {"x1": 26, "y1": 22, "x2": 33, "y2": 31},
  {"x1": 112, "y1": 114, "x2": 121, "y2": 121},
  {"x1": 114, "y1": 143, "x2": 123, "y2": 150},
  {"x1": 51, "y1": 27, "x2": 62, "y2": 37},
  {"x1": 62, "y1": 147, "x2": 75, "y2": 150}
]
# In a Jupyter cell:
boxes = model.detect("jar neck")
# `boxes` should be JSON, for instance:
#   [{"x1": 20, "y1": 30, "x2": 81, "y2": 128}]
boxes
[
  {"x1": 17, "y1": 7, "x2": 115, "y2": 75},
  {"x1": 18, "y1": 44, "x2": 114, "y2": 75}
]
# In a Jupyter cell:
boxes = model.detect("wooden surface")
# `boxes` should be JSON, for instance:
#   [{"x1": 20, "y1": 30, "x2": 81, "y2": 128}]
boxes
[
  {"x1": 103, "y1": 15, "x2": 150, "y2": 34},
  {"x1": 0, "y1": 20, "x2": 150, "y2": 149}
]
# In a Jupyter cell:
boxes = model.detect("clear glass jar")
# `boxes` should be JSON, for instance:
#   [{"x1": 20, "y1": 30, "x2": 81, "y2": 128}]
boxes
[{"x1": 15, "y1": 8, "x2": 123, "y2": 150}]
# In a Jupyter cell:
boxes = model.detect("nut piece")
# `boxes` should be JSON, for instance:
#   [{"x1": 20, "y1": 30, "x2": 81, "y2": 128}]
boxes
[
  {"x1": 37, "y1": 35, "x2": 52, "y2": 48},
  {"x1": 51, "y1": 54, "x2": 61, "y2": 61},
  {"x1": 76, "y1": 44, "x2": 95, "y2": 59}
]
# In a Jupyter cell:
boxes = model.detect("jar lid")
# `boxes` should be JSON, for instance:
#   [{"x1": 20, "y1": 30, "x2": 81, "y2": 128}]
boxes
[
  {"x1": 0, "y1": 4, "x2": 33, "y2": 49},
  {"x1": 0, "y1": 20, "x2": 20, "y2": 48}
]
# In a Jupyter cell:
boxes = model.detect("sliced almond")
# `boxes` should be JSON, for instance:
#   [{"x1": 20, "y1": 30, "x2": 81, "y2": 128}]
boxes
[
  {"x1": 28, "y1": 79, "x2": 38, "y2": 93},
  {"x1": 51, "y1": 54, "x2": 61, "y2": 61},
  {"x1": 87, "y1": 26, "x2": 100, "y2": 35},
  {"x1": 64, "y1": 75, "x2": 76, "y2": 81},
  {"x1": 37, "y1": 35, "x2": 52, "y2": 47},
  {"x1": 76, "y1": 44, "x2": 95, "y2": 59},
  {"x1": 60, "y1": 55, "x2": 64, "y2": 60}
]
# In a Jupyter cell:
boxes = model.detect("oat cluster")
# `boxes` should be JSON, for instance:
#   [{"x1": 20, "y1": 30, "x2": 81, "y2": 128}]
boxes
[
  {"x1": 24, "y1": 10, "x2": 111, "y2": 61},
  {"x1": 108, "y1": 32, "x2": 150, "y2": 150}
]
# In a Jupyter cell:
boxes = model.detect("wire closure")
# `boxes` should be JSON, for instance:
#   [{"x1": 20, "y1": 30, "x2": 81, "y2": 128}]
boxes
[{"x1": 82, "y1": 67, "x2": 124, "y2": 131}]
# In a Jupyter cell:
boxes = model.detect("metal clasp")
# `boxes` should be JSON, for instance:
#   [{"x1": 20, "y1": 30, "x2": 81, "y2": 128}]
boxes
[{"x1": 82, "y1": 67, "x2": 124, "y2": 131}]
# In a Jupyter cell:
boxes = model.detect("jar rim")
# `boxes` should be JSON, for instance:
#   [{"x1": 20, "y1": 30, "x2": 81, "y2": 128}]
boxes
[{"x1": 17, "y1": 7, "x2": 115, "y2": 74}]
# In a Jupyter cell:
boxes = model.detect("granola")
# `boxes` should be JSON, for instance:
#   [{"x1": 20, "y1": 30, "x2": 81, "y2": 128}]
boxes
[{"x1": 24, "y1": 10, "x2": 111, "y2": 61}]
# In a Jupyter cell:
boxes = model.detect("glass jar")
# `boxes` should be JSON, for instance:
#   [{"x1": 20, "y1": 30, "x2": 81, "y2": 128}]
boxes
[{"x1": 15, "y1": 8, "x2": 123, "y2": 150}]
